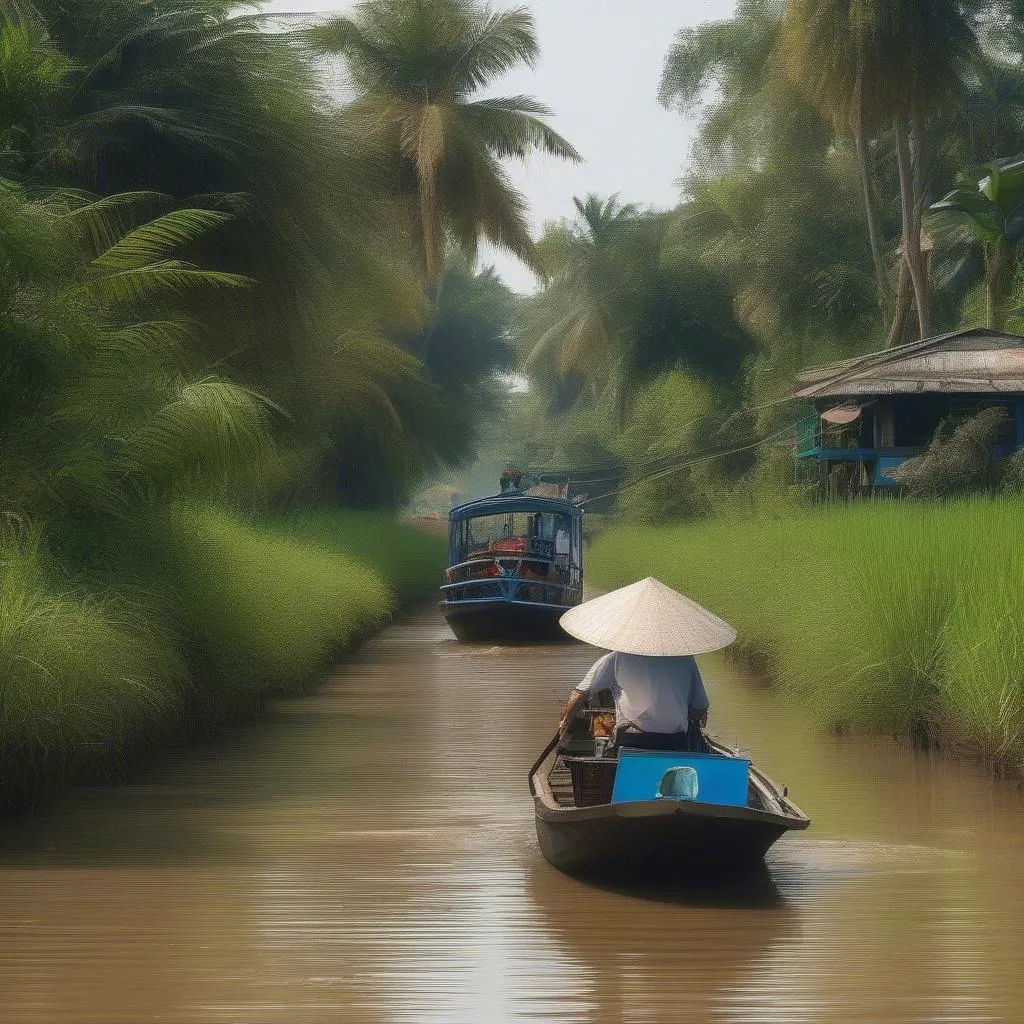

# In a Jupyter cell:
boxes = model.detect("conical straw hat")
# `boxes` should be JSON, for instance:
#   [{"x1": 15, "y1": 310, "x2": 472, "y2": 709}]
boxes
[{"x1": 559, "y1": 577, "x2": 737, "y2": 656}]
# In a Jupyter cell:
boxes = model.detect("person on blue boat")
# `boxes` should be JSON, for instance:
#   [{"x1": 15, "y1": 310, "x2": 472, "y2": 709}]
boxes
[{"x1": 557, "y1": 578, "x2": 737, "y2": 753}]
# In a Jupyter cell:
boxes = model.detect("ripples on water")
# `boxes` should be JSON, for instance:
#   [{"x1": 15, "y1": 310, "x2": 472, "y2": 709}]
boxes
[{"x1": 0, "y1": 609, "x2": 1022, "y2": 1022}]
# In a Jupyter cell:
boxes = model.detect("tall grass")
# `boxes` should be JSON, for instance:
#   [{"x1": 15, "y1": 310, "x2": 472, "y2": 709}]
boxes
[
  {"x1": 0, "y1": 543, "x2": 185, "y2": 806},
  {"x1": 590, "y1": 499, "x2": 1024, "y2": 772},
  {"x1": 0, "y1": 508, "x2": 445, "y2": 809},
  {"x1": 274, "y1": 508, "x2": 443, "y2": 596},
  {"x1": 167, "y1": 506, "x2": 443, "y2": 712}
]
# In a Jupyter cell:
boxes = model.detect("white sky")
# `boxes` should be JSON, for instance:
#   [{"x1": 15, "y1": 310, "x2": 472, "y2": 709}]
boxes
[{"x1": 264, "y1": 0, "x2": 737, "y2": 292}]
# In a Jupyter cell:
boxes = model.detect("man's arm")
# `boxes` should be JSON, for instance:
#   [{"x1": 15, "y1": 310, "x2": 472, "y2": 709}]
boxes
[
  {"x1": 559, "y1": 688, "x2": 587, "y2": 736},
  {"x1": 560, "y1": 652, "x2": 614, "y2": 735}
]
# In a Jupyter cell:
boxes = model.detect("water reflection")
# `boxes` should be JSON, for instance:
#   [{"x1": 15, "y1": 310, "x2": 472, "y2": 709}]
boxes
[
  {"x1": 0, "y1": 608, "x2": 1022, "y2": 1022},
  {"x1": 524, "y1": 860, "x2": 799, "y2": 1024}
]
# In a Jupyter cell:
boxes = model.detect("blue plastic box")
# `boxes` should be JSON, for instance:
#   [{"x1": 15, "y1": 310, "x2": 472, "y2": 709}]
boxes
[{"x1": 610, "y1": 750, "x2": 750, "y2": 807}]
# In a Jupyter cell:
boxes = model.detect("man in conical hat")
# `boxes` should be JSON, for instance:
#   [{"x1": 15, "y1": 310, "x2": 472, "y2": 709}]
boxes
[{"x1": 558, "y1": 578, "x2": 737, "y2": 753}]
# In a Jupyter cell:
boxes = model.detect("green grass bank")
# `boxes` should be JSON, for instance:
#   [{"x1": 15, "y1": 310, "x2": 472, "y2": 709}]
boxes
[
  {"x1": 0, "y1": 507, "x2": 445, "y2": 810},
  {"x1": 589, "y1": 500, "x2": 1024, "y2": 773}
]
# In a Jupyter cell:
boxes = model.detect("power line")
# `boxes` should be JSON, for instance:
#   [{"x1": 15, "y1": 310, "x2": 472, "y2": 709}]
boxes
[
  {"x1": 520, "y1": 390, "x2": 800, "y2": 479},
  {"x1": 533, "y1": 431, "x2": 769, "y2": 490},
  {"x1": 578, "y1": 420, "x2": 802, "y2": 508}
]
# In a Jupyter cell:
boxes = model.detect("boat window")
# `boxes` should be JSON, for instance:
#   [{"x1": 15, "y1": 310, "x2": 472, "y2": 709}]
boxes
[{"x1": 458, "y1": 512, "x2": 574, "y2": 562}]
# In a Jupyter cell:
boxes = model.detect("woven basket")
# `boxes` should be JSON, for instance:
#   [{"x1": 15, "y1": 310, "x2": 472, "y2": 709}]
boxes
[{"x1": 564, "y1": 756, "x2": 617, "y2": 807}]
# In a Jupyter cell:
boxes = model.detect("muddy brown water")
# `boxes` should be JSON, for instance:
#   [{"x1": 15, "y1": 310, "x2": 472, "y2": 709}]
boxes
[{"x1": 2, "y1": 606, "x2": 1024, "y2": 1023}]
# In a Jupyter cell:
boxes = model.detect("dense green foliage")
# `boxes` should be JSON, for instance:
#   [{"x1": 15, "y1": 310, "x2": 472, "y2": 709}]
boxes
[
  {"x1": 7, "y1": 0, "x2": 1024, "y2": 798},
  {"x1": 929, "y1": 155, "x2": 1024, "y2": 331},
  {"x1": 311, "y1": 0, "x2": 579, "y2": 287},
  {"x1": 6, "y1": 0, "x2": 562, "y2": 514},
  {"x1": 591, "y1": 502, "x2": 1024, "y2": 772},
  {"x1": 504, "y1": 0, "x2": 1024, "y2": 524},
  {"x1": 0, "y1": 0, "x2": 562, "y2": 804}
]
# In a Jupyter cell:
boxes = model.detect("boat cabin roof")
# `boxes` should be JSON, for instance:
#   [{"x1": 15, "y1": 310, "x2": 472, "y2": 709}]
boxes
[{"x1": 449, "y1": 492, "x2": 582, "y2": 523}]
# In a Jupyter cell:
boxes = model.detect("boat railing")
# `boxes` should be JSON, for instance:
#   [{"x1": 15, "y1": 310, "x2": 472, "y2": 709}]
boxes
[{"x1": 441, "y1": 574, "x2": 582, "y2": 607}]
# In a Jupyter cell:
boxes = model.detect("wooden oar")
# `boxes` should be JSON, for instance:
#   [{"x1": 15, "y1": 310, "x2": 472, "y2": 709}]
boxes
[{"x1": 528, "y1": 731, "x2": 561, "y2": 796}]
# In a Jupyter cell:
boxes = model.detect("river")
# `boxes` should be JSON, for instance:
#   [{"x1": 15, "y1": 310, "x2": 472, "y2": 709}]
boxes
[{"x1": 1, "y1": 606, "x2": 1023, "y2": 1023}]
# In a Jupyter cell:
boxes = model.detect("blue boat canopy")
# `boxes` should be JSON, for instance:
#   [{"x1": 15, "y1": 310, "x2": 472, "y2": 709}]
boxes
[{"x1": 449, "y1": 493, "x2": 582, "y2": 523}]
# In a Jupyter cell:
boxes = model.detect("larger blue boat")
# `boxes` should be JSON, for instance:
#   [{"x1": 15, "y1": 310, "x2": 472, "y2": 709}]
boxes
[{"x1": 440, "y1": 486, "x2": 584, "y2": 642}]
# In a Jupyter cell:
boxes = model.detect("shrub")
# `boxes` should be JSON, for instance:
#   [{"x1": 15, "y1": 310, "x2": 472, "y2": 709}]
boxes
[
  {"x1": 889, "y1": 407, "x2": 1009, "y2": 498},
  {"x1": 614, "y1": 371, "x2": 755, "y2": 524}
]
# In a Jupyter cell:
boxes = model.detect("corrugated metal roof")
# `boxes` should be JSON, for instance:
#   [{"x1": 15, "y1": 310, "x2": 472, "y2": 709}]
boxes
[{"x1": 794, "y1": 329, "x2": 1024, "y2": 398}]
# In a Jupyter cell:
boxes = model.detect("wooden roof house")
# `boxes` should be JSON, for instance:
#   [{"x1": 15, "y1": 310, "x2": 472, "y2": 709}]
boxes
[{"x1": 794, "y1": 328, "x2": 1024, "y2": 490}]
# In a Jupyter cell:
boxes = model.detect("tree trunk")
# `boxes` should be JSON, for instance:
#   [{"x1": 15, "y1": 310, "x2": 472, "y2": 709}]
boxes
[
  {"x1": 418, "y1": 183, "x2": 443, "y2": 293},
  {"x1": 885, "y1": 256, "x2": 914, "y2": 348},
  {"x1": 418, "y1": 175, "x2": 444, "y2": 359},
  {"x1": 893, "y1": 112, "x2": 929, "y2": 339},
  {"x1": 854, "y1": 52, "x2": 890, "y2": 319},
  {"x1": 987, "y1": 238, "x2": 1013, "y2": 331},
  {"x1": 910, "y1": 114, "x2": 931, "y2": 308},
  {"x1": 856, "y1": 126, "x2": 890, "y2": 320}
]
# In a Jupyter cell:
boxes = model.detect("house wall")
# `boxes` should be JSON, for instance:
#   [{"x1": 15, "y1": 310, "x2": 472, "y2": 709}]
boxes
[
  {"x1": 888, "y1": 395, "x2": 1018, "y2": 447},
  {"x1": 874, "y1": 399, "x2": 894, "y2": 448},
  {"x1": 799, "y1": 392, "x2": 1024, "y2": 495}
]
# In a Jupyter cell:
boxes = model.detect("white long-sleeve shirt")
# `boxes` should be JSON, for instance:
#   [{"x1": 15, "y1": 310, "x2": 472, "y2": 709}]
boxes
[{"x1": 575, "y1": 651, "x2": 709, "y2": 734}]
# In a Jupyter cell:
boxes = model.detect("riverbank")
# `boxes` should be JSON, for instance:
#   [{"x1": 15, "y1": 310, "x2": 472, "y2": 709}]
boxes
[
  {"x1": 0, "y1": 506, "x2": 445, "y2": 810},
  {"x1": 589, "y1": 499, "x2": 1024, "y2": 774}
]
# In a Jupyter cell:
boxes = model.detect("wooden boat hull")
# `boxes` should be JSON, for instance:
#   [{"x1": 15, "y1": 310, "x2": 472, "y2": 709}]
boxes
[
  {"x1": 530, "y1": 735, "x2": 809, "y2": 879},
  {"x1": 441, "y1": 598, "x2": 574, "y2": 642},
  {"x1": 534, "y1": 795, "x2": 799, "y2": 878}
]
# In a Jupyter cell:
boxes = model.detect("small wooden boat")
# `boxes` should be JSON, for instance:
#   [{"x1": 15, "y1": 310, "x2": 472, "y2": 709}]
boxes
[
  {"x1": 529, "y1": 717, "x2": 809, "y2": 878},
  {"x1": 440, "y1": 486, "x2": 583, "y2": 642}
]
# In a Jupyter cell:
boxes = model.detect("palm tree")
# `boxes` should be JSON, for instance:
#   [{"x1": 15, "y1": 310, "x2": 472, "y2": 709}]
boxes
[
  {"x1": 929, "y1": 155, "x2": 1024, "y2": 329},
  {"x1": 524, "y1": 194, "x2": 754, "y2": 432},
  {"x1": 781, "y1": 0, "x2": 983, "y2": 342},
  {"x1": 884, "y1": 1, "x2": 983, "y2": 341},
  {"x1": 23, "y1": 0, "x2": 498, "y2": 504},
  {"x1": 659, "y1": 1, "x2": 880, "y2": 355},
  {"x1": 660, "y1": 0, "x2": 808, "y2": 176},
  {"x1": 0, "y1": 179, "x2": 276, "y2": 542},
  {"x1": 525, "y1": 194, "x2": 641, "y2": 384},
  {"x1": 310, "y1": 0, "x2": 580, "y2": 290},
  {"x1": 0, "y1": 14, "x2": 68, "y2": 174},
  {"x1": 780, "y1": 0, "x2": 889, "y2": 317}
]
